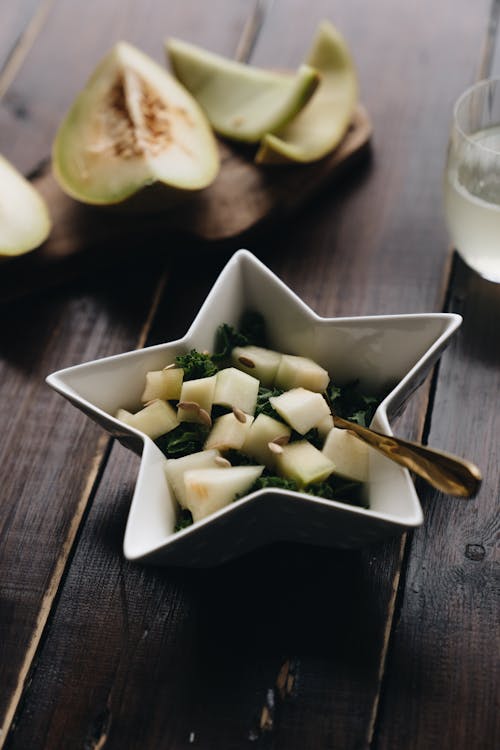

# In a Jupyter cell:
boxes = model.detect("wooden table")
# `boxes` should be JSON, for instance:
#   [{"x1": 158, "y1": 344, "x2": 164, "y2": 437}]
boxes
[{"x1": 1, "y1": 1, "x2": 498, "y2": 748}]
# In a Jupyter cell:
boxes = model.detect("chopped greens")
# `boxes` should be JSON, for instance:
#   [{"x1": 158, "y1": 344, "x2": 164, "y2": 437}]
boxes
[
  {"x1": 136, "y1": 310, "x2": 382, "y2": 531},
  {"x1": 212, "y1": 310, "x2": 268, "y2": 362},
  {"x1": 306, "y1": 475, "x2": 367, "y2": 507},
  {"x1": 156, "y1": 422, "x2": 209, "y2": 458},
  {"x1": 327, "y1": 379, "x2": 379, "y2": 427},
  {"x1": 175, "y1": 349, "x2": 218, "y2": 380},
  {"x1": 255, "y1": 385, "x2": 284, "y2": 419},
  {"x1": 175, "y1": 509, "x2": 194, "y2": 531},
  {"x1": 213, "y1": 324, "x2": 250, "y2": 362}
]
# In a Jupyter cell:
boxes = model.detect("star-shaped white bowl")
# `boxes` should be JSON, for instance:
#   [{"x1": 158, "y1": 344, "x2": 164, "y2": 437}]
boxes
[{"x1": 46, "y1": 250, "x2": 461, "y2": 567}]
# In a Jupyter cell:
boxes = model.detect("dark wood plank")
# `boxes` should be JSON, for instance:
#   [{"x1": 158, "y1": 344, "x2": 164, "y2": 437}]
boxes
[
  {"x1": 0, "y1": 0, "x2": 252, "y2": 174},
  {"x1": 0, "y1": 0, "x2": 47, "y2": 79},
  {"x1": 0, "y1": 106, "x2": 371, "y2": 302},
  {"x1": 0, "y1": 0, "x2": 252, "y2": 742},
  {"x1": 3, "y1": 2, "x2": 495, "y2": 750},
  {"x1": 374, "y1": 260, "x2": 500, "y2": 750}
]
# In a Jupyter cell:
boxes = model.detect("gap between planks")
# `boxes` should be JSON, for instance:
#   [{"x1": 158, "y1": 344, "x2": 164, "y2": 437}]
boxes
[
  {"x1": 0, "y1": 0, "x2": 55, "y2": 101},
  {"x1": 0, "y1": 271, "x2": 168, "y2": 749},
  {"x1": 367, "y1": 6, "x2": 497, "y2": 747},
  {"x1": 1, "y1": 0, "x2": 271, "y2": 743}
]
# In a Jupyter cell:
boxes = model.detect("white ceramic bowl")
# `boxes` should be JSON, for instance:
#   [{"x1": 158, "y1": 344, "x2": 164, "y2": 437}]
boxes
[{"x1": 46, "y1": 250, "x2": 461, "y2": 566}]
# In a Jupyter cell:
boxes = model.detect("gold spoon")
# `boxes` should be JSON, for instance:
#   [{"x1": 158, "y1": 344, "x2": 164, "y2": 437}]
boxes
[{"x1": 331, "y1": 414, "x2": 482, "y2": 498}]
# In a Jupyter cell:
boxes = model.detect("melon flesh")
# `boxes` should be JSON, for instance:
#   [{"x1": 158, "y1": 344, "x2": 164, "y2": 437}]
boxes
[
  {"x1": 0, "y1": 155, "x2": 51, "y2": 257},
  {"x1": 53, "y1": 42, "x2": 219, "y2": 205},
  {"x1": 269, "y1": 388, "x2": 331, "y2": 434},
  {"x1": 322, "y1": 426, "x2": 370, "y2": 482},
  {"x1": 256, "y1": 21, "x2": 357, "y2": 163},
  {"x1": 166, "y1": 38, "x2": 320, "y2": 142},
  {"x1": 165, "y1": 449, "x2": 222, "y2": 507},
  {"x1": 276, "y1": 440, "x2": 335, "y2": 487},
  {"x1": 183, "y1": 465, "x2": 264, "y2": 521}
]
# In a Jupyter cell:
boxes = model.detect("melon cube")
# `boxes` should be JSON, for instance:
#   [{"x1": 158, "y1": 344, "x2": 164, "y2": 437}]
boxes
[
  {"x1": 165, "y1": 448, "x2": 222, "y2": 507},
  {"x1": 121, "y1": 399, "x2": 179, "y2": 440},
  {"x1": 213, "y1": 367, "x2": 259, "y2": 414},
  {"x1": 231, "y1": 345, "x2": 282, "y2": 386},
  {"x1": 141, "y1": 367, "x2": 183, "y2": 402},
  {"x1": 269, "y1": 388, "x2": 330, "y2": 434},
  {"x1": 322, "y1": 426, "x2": 370, "y2": 482},
  {"x1": 204, "y1": 411, "x2": 254, "y2": 451},
  {"x1": 317, "y1": 413, "x2": 334, "y2": 440},
  {"x1": 115, "y1": 408, "x2": 134, "y2": 424},
  {"x1": 241, "y1": 413, "x2": 291, "y2": 469},
  {"x1": 276, "y1": 440, "x2": 335, "y2": 487},
  {"x1": 183, "y1": 465, "x2": 264, "y2": 521},
  {"x1": 177, "y1": 374, "x2": 216, "y2": 423},
  {"x1": 274, "y1": 354, "x2": 329, "y2": 392}
]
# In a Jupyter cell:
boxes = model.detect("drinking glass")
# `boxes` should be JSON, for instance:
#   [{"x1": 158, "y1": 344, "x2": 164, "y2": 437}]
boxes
[{"x1": 444, "y1": 77, "x2": 500, "y2": 282}]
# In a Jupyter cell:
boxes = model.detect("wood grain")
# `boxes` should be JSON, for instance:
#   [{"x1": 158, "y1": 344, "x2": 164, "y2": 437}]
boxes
[
  {"x1": 0, "y1": 0, "x2": 48, "y2": 82},
  {"x1": 1, "y1": 1, "x2": 498, "y2": 749},
  {"x1": 374, "y1": 260, "x2": 500, "y2": 749},
  {"x1": 0, "y1": 0, "x2": 252, "y2": 743},
  {"x1": 0, "y1": 106, "x2": 371, "y2": 302}
]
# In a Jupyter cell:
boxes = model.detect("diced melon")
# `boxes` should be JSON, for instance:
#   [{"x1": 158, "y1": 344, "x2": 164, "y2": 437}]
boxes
[
  {"x1": 177, "y1": 374, "x2": 216, "y2": 423},
  {"x1": 204, "y1": 411, "x2": 254, "y2": 451},
  {"x1": 269, "y1": 387, "x2": 330, "y2": 434},
  {"x1": 120, "y1": 399, "x2": 179, "y2": 439},
  {"x1": 317, "y1": 413, "x2": 334, "y2": 439},
  {"x1": 115, "y1": 408, "x2": 134, "y2": 424},
  {"x1": 165, "y1": 448, "x2": 221, "y2": 506},
  {"x1": 322, "y1": 426, "x2": 370, "y2": 482},
  {"x1": 241, "y1": 413, "x2": 291, "y2": 469},
  {"x1": 213, "y1": 367, "x2": 259, "y2": 414},
  {"x1": 183, "y1": 465, "x2": 264, "y2": 522},
  {"x1": 274, "y1": 354, "x2": 329, "y2": 392},
  {"x1": 141, "y1": 367, "x2": 183, "y2": 402},
  {"x1": 276, "y1": 440, "x2": 335, "y2": 487},
  {"x1": 231, "y1": 345, "x2": 282, "y2": 387}
]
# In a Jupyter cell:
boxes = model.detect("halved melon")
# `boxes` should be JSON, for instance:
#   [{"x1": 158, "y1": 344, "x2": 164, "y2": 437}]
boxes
[
  {"x1": 0, "y1": 155, "x2": 51, "y2": 257},
  {"x1": 166, "y1": 38, "x2": 320, "y2": 143},
  {"x1": 53, "y1": 42, "x2": 219, "y2": 206},
  {"x1": 255, "y1": 21, "x2": 357, "y2": 164}
]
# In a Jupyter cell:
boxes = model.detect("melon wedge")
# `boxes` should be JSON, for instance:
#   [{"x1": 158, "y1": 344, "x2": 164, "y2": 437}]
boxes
[
  {"x1": 53, "y1": 42, "x2": 219, "y2": 206},
  {"x1": 0, "y1": 155, "x2": 51, "y2": 257},
  {"x1": 255, "y1": 21, "x2": 357, "y2": 164},
  {"x1": 166, "y1": 38, "x2": 320, "y2": 143}
]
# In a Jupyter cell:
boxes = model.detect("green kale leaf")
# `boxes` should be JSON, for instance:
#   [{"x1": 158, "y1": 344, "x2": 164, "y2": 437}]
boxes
[
  {"x1": 175, "y1": 509, "x2": 193, "y2": 531},
  {"x1": 175, "y1": 349, "x2": 218, "y2": 380},
  {"x1": 327, "y1": 380, "x2": 379, "y2": 427},
  {"x1": 155, "y1": 423, "x2": 209, "y2": 459}
]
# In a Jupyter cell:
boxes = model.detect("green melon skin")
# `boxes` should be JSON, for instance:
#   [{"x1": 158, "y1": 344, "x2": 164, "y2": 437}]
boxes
[
  {"x1": 255, "y1": 21, "x2": 358, "y2": 164},
  {"x1": 52, "y1": 42, "x2": 220, "y2": 207},
  {"x1": 166, "y1": 37, "x2": 320, "y2": 143},
  {"x1": 0, "y1": 155, "x2": 51, "y2": 257}
]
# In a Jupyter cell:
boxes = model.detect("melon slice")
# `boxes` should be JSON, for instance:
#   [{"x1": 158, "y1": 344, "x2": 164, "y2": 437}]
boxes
[
  {"x1": 165, "y1": 449, "x2": 222, "y2": 507},
  {"x1": 53, "y1": 42, "x2": 219, "y2": 206},
  {"x1": 166, "y1": 38, "x2": 320, "y2": 143},
  {"x1": 183, "y1": 465, "x2": 264, "y2": 521},
  {"x1": 0, "y1": 155, "x2": 51, "y2": 257},
  {"x1": 256, "y1": 21, "x2": 357, "y2": 164},
  {"x1": 276, "y1": 440, "x2": 335, "y2": 487},
  {"x1": 322, "y1": 426, "x2": 370, "y2": 482},
  {"x1": 269, "y1": 388, "x2": 330, "y2": 435},
  {"x1": 116, "y1": 399, "x2": 179, "y2": 439}
]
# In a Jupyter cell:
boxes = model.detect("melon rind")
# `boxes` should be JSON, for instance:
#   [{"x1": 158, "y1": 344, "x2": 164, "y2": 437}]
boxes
[
  {"x1": 0, "y1": 155, "x2": 51, "y2": 257},
  {"x1": 52, "y1": 42, "x2": 220, "y2": 206},
  {"x1": 255, "y1": 21, "x2": 358, "y2": 164},
  {"x1": 166, "y1": 37, "x2": 320, "y2": 143}
]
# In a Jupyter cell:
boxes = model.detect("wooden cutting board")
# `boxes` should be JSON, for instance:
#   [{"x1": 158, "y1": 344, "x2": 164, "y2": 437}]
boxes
[{"x1": 1, "y1": 105, "x2": 371, "y2": 298}]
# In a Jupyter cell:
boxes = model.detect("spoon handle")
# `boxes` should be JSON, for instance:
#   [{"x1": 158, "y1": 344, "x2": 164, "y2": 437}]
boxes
[{"x1": 332, "y1": 415, "x2": 482, "y2": 498}]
